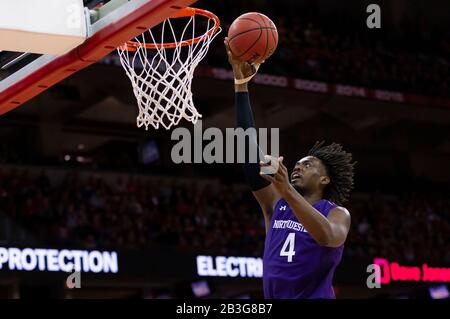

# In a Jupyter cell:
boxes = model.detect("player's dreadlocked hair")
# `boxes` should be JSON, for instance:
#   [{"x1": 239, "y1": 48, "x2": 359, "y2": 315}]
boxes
[{"x1": 308, "y1": 141, "x2": 356, "y2": 205}]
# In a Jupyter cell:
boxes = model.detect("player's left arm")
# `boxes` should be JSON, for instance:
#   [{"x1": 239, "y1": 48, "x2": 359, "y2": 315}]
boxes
[
  {"x1": 282, "y1": 188, "x2": 350, "y2": 247},
  {"x1": 260, "y1": 156, "x2": 351, "y2": 247},
  {"x1": 321, "y1": 206, "x2": 351, "y2": 247}
]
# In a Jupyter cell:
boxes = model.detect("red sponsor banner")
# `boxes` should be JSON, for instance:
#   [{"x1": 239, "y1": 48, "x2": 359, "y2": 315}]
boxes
[
  {"x1": 374, "y1": 257, "x2": 450, "y2": 285},
  {"x1": 195, "y1": 66, "x2": 450, "y2": 109}
]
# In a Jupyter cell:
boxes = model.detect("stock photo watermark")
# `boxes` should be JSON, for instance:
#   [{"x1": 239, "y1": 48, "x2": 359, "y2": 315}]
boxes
[
  {"x1": 170, "y1": 120, "x2": 280, "y2": 174},
  {"x1": 366, "y1": 264, "x2": 382, "y2": 289},
  {"x1": 66, "y1": 270, "x2": 81, "y2": 289},
  {"x1": 366, "y1": 4, "x2": 381, "y2": 29}
]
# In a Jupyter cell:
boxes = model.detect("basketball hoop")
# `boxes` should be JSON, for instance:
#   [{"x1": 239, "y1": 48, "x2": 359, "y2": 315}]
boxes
[{"x1": 117, "y1": 7, "x2": 221, "y2": 130}]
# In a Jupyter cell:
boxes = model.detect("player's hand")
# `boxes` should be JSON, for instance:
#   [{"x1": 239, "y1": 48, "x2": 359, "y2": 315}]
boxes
[
  {"x1": 224, "y1": 37, "x2": 260, "y2": 81},
  {"x1": 259, "y1": 155, "x2": 292, "y2": 195}
]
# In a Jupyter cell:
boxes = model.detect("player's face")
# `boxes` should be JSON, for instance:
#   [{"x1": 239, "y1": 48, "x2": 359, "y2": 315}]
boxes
[{"x1": 290, "y1": 156, "x2": 328, "y2": 192}]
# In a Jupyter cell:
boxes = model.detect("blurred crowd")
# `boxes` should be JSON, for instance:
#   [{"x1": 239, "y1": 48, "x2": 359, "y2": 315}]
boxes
[
  {"x1": 347, "y1": 193, "x2": 450, "y2": 265},
  {"x1": 0, "y1": 168, "x2": 265, "y2": 256},
  {"x1": 206, "y1": 0, "x2": 450, "y2": 97},
  {"x1": 1, "y1": 167, "x2": 449, "y2": 265}
]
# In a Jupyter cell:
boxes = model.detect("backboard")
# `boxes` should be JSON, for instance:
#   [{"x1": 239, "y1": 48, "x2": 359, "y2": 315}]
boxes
[{"x1": 0, "y1": 0, "x2": 198, "y2": 115}]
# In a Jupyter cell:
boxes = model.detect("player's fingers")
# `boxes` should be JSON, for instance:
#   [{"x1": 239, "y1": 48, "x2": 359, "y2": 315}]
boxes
[
  {"x1": 278, "y1": 156, "x2": 287, "y2": 171},
  {"x1": 259, "y1": 161, "x2": 271, "y2": 167},
  {"x1": 259, "y1": 154, "x2": 280, "y2": 176},
  {"x1": 262, "y1": 154, "x2": 276, "y2": 162},
  {"x1": 259, "y1": 172, "x2": 275, "y2": 183},
  {"x1": 259, "y1": 156, "x2": 276, "y2": 168},
  {"x1": 259, "y1": 155, "x2": 274, "y2": 166},
  {"x1": 224, "y1": 39, "x2": 232, "y2": 55}
]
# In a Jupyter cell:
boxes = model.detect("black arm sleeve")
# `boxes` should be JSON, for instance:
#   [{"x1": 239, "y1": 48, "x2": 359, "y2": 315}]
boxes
[{"x1": 235, "y1": 91, "x2": 271, "y2": 191}]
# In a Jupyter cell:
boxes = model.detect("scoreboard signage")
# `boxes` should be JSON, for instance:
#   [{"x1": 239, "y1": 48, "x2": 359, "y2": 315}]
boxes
[
  {"x1": 374, "y1": 257, "x2": 450, "y2": 284},
  {"x1": 0, "y1": 247, "x2": 118, "y2": 274}
]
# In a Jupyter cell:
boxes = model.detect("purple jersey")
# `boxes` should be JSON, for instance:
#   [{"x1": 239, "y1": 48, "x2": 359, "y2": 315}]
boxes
[{"x1": 263, "y1": 198, "x2": 344, "y2": 299}]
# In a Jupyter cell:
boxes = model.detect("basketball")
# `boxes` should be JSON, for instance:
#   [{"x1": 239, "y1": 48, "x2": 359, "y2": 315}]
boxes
[{"x1": 227, "y1": 12, "x2": 278, "y2": 63}]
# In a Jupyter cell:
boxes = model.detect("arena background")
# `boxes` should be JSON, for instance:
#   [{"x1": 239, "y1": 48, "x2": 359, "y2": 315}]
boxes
[{"x1": 0, "y1": 0, "x2": 449, "y2": 299}]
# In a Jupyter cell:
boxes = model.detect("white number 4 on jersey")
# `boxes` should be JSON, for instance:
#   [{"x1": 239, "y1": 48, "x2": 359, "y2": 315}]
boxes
[{"x1": 280, "y1": 232, "x2": 296, "y2": 262}]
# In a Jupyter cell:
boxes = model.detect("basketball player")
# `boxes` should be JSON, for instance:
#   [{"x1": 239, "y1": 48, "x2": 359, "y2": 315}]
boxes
[{"x1": 225, "y1": 39, "x2": 356, "y2": 299}]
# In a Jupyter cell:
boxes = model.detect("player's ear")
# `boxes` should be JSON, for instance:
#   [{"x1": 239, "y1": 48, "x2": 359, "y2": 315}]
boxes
[{"x1": 320, "y1": 175, "x2": 330, "y2": 186}]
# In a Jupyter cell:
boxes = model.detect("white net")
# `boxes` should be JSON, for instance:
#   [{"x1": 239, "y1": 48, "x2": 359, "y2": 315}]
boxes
[{"x1": 117, "y1": 11, "x2": 221, "y2": 130}]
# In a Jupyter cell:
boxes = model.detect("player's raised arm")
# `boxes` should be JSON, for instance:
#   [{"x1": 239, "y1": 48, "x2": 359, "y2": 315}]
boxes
[{"x1": 225, "y1": 39, "x2": 280, "y2": 231}]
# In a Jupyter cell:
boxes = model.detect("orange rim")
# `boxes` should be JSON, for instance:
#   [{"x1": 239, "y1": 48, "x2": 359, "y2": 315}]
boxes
[{"x1": 123, "y1": 7, "x2": 220, "y2": 51}]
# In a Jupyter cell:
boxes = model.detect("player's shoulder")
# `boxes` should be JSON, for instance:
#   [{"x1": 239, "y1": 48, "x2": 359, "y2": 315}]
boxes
[
  {"x1": 328, "y1": 203, "x2": 351, "y2": 218},
  {"x1": 315, "y1": 198, "x2": 337, "y2": 209},
  {"x1": 319, "y1": 199, "x2": 350, "y2": 217},
  {"x1": 320, "y1": 199, "x2": 345, "y2": 209},
  {"x1": 273, "y1": 197, "x2": 288, "y2": 208}
]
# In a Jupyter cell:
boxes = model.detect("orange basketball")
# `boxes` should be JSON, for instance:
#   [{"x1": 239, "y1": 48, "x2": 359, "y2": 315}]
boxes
[{"x1": 227, "y1": 12, "x2": 278, "y2": 63}]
